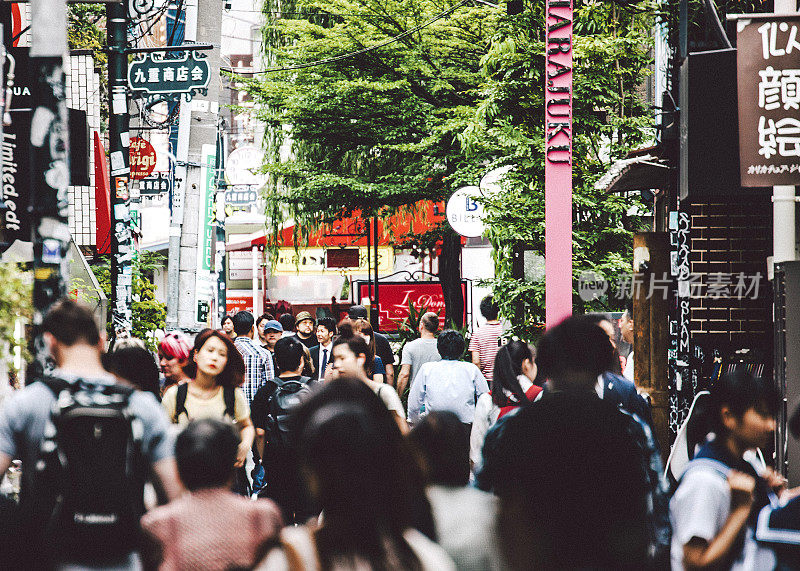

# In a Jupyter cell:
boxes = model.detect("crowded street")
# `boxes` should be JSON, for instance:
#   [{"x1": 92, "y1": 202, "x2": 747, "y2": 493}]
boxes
[{"x1": 0, "y1": 0, "x2": 798, "y2": 569}]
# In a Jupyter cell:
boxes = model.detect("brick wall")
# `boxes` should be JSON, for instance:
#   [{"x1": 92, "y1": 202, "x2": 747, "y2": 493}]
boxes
[{"x1": 687, "y1": 195, "x2": 773, "y2": 363}]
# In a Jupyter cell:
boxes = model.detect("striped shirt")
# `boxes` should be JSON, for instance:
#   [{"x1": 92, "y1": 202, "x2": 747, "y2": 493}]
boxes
[
  {"x1": 234, "y1": 336, "x2": 274, "y2": 404},
  {"x1": 469, "y1": 322, "x2": 503, "y2": 381}
]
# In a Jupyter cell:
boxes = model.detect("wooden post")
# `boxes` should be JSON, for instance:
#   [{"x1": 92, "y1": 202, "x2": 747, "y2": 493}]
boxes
[{"x1": 634, "y1": 232, "x2": 671, "y2": 458}]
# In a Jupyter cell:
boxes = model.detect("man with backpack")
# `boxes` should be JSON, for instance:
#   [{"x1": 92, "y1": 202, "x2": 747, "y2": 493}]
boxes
[
  {"x1": 0, "y1": 299, "x2": 181, "y2": 568},
  {"x1": 250, "y1": 336, "x2": 316, "y2": 523}
]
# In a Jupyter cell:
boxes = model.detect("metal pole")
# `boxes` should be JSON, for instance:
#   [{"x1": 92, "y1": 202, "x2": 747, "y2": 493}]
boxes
[
  {"x1": 774, "y1": 1, "x2": 798, "y2": 267},
  {"x1": 107, "y1": 0, "x2": 132, "y2": 342},
  {"x1": 29, "y1": 0, "x2": 70, "y2": 373}
]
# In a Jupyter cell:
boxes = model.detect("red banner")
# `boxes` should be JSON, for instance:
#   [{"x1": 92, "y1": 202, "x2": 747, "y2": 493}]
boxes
[{"x1": 358, "y1": 281, "x2": 467, "y2": 331}]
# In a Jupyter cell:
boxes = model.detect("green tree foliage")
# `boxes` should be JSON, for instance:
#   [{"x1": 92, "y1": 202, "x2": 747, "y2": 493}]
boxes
[
  {"x1": 244, "y1": 0, "x2": 503, "y2": 326},
  {"x1": 0, "y1": 264, "x2": 32, "y2": 370},
  {"x1": 68, "y1": 4, "x2": 108, "y2": 127},
  {"x1": 460, "y1": 0, "x2": 656, "y2": 339},
  {"x1": 91, "y1": 253, "x2": 166, "y2": 350}
]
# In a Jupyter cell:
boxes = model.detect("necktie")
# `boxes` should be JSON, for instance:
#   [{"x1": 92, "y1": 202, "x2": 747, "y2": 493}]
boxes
[{"x1": 320, "y1": 348, "x2": 328, "y2": 379}]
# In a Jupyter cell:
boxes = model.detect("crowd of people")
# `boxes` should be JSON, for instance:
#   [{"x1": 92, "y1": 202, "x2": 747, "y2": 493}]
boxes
[{"x1": 0, "y1": 296, "x2": 798, "y2": 570}]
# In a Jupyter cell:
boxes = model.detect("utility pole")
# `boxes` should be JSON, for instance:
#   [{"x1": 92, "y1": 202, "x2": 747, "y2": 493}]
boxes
[
  {"x1": 107, "y1": 0, "x2": 133, "y2": 341},
  {"x1": 29, "y1": 0, "x2": 70, "y2": 372},
  {"x1": 773, "y1": 0, "x2": 798, "y2": 267}
]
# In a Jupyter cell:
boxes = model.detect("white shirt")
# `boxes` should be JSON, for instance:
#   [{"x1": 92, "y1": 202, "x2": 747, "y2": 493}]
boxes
[
  {"x1": 407, "y1": 360, "x2": 489, "y2": 424},
  {"x1": 669, "y1": 463, "x2": 775, "y2": 570},
  {"x1": 623, "y1": 351, "x2": 634, "y2": 381},
  {"x1": 470, "y1": 375, "x2": 533, "y2": 469},
  {"x1": 427, "y1": 485, "x2": 502, "y2": 571}
]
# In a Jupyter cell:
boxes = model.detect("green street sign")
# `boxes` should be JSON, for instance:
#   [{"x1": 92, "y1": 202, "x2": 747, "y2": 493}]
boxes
[{"x1": 128, "y1": 51, "x2": 210, "y2": 98}]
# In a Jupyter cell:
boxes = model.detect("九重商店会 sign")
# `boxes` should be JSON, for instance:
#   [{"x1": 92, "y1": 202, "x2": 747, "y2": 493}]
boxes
[{"x1": 128, "y1": 51, "x2": 211, "y2": 98}]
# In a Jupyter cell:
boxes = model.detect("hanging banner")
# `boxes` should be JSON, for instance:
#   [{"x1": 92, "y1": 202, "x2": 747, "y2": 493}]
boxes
[
  {"x1": 736, "y1": 14, "x2": 800, "y2": 186},
  {"x1": 195, "y1": 144, "x2": 216, "y2": 322},
  {"x1": 544, "y1": 0, "x2": 573, "y2": 326}
]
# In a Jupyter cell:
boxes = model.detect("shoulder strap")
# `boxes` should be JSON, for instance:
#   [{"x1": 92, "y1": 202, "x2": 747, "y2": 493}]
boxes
[
  {"x1": 223, "y1": 386, "x2": 236, "y2": 421},
  {"x1": 40, "y1": 375, "x2": 72, "y2": 397},
  {"x1": 681, "y1": 458, "x2": 731, "y2": 482},
  {"x1": 174, "y1": 382, "x2": 189, "y2": 423}
]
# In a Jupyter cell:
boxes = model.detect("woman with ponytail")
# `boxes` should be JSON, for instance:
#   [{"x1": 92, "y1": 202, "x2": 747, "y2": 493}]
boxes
[{"x1": 469, "y1": 340, "x2": 541, "y2": 472}]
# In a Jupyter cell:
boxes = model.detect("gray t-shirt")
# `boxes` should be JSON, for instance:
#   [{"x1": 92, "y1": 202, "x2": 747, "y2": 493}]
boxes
[
  {"x1": 401, "y1": 338, "x2": 441, "y2": 386},
  {"x1": 0, "y1": 370, "x2": 175, "y2": 495}
]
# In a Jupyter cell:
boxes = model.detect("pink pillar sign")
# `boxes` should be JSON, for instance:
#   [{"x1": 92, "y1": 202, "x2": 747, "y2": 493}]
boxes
[{"x1": 544, "y1": 0, "x2": 573, "y2": 328}]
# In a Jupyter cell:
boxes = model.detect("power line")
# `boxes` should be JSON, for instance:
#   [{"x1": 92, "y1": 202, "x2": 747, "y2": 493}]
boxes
[{"x1": 222, "y1": 0, "x2": 479, "y2": 75}]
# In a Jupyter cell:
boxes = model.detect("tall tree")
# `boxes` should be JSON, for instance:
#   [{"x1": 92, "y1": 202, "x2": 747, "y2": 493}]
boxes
[
  {"x1": 244, "y1": 0, "x2": 502, "y2": 327},
  {"x1": 460, "y1": 0, "x2": 656, "y2": 339}
]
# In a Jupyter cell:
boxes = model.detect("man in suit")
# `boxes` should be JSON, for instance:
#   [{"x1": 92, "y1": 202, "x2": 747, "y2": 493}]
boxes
[{"x1": 309, "y1": 317, "x2": 336, "y2": 380}]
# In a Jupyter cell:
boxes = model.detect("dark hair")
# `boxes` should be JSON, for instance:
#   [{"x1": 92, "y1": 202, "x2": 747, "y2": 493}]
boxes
[
  {"x1": 274, "y1": 336, "x2": 304, "y2": 373},
  {"x1": 232, "y1": 311, "x2": 254, "y2": 336},
  {"x1": 332, "y1": 333, "x2": 373, "y2": 376},
  {"x1": 420, "y1": 312, "x2": 439, "y2": 334},
  {"x1": 437, "y1": 329, "x2": 465, "y2": 360},
  {"x1": 317, "y1": 317, "x2": 337, "y2": 336},
  {"x1": 301, "y1": 344, "x2": 316, "y2": 378},
  {"x1": 103, "y1": 345, "x2": 161, "y2": 398},
  {"x1": 535, "y1": 316, "x2": 615, "y2": 388},
  {"x1": 293, "y1": 378, "x2": 433, "y2": 569},
  {"x1": 583, "y1": 314, "x2": 622, "y2": 375},
  {"x1": 708, "y1": 369, "x2": 780, "y2": 437},
  {"x1": 175, "y1": 419, "x2": 240, "y2": 491},
  {"x1": 184, "y1": 329, "x2": 245, "y2": 387},
  {"x1": 256, "y1": 313, "x2": 275, "y2": 328},
  {"x1": 408, "y1": 411, "x2": 470, "y2": 487},
  {"x1": 479, "y1": 295, "x2": 499, "y2": 321},
  {"x1": 221, "y1": 314, "x2": 234, "y2": 327},
  {"x1": 624, "y1": 299, "x2": 633, "y2": 319},
  {"x1": 492, "y1": 340, "x2": 535, "y2": 408},
  {"x1": 347, "y1": 305, "x2": 368, "y2": 320},
  {"x1": 352, "y1": 319, "x2": 377, "y2": 375},
  {"x1": 279, "y1": 313, "x2": 295, "y2": 332},
  {"x1": 42, "y1": 298, "x2": 101, "y2": 347}
]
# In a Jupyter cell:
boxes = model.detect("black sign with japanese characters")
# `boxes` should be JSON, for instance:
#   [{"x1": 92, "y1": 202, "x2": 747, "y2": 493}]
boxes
[
  {"x1": 738, "y1": 14, "x2": 800, "y2": 186},
  {"x1": 128, "y1": 51, "x2": 210, "y2": 98},
  {"x1": 138, "y1": 173, "x2": 172, "y2": 195}
]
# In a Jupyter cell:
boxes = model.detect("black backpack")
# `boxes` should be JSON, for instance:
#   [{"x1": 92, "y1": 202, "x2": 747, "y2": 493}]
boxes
[
  {"x1": 173, "y1": 382, "x2": 236, "y2": 423},
  {"x1": 264, "y1": 377, "x2": 312, "y2": 448},
  {"x1": 23, "y1": 376, "x2": 146, "y2": 565}
]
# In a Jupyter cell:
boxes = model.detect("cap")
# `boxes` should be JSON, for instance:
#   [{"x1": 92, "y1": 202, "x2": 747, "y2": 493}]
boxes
[
  {"x1": 264, "y1": 320, "x2": 284, "y2": 333},
  {"x1": 348, "y1": 305, "x2": 368, "y2": 319},
  {"x1": 159, "y1": 332, "x2": 191, "y2": 360},
  {"x1": 295, "y1": 311, "x2": 315, "y2": 325}
]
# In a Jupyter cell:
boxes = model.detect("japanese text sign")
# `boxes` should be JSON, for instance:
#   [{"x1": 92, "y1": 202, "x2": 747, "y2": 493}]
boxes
[
  {"x1": 737, "y1": 14, "x2": 800, "y2": 186},
  {"x1": 138, "y1": 173, "x2": 171, "y2": 195},
  {"x1": 128, "y1": 51, "x2": 210, "y2": 97}
]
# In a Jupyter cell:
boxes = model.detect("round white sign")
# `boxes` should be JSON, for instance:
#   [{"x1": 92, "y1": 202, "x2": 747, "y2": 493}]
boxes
[
  {"x1": 225, "y1": 146, "x2": 266, "y2": 187},
  {"x1": 446, "y1": 186, "x2": 485, "y2": 237}
]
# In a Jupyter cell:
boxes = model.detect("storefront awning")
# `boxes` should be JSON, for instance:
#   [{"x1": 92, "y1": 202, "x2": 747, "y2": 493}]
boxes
[{"x1": 595, "y1": 154, "x2": 670, "y2": 193}]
